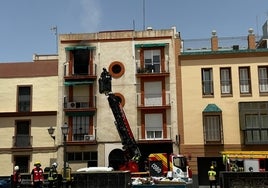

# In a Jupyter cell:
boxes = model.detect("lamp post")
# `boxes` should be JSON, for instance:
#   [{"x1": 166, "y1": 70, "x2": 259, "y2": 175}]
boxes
[{"x1": 61, "y1": 122, "x2": 69, "y2": 188}]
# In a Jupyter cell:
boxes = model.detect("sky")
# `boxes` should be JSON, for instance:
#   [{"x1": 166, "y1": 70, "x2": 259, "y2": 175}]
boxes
[{"x1": 0, "y1": 0, "x2": 268, "y2": 62}]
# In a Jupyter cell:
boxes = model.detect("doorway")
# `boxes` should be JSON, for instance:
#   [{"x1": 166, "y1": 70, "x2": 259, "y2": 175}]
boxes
[{"x1": 14, "y1": 156, "x2": 30, "y2": 173}]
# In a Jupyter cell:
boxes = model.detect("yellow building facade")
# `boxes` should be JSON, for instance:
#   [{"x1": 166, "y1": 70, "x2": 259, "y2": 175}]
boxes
[
  {"x1": 0, "y1": 55, "x2": 58, "y2": 176},
  {"x1": 179, "y1": 29, "x2": 268, "y2": 184}
]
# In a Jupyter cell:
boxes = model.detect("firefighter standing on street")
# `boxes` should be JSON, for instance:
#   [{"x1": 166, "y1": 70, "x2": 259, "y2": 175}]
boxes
[
  {"x1": 48, "y1": 162, "x2": 58, "y2": 188},
  {"x1": 208, "y1": 165, "x2": 217, "y2": 188},
  {"x1": 61, "y1": 163, "x2": 73, "y2": 187},
  {"x1": 13, "y1": 165, "x2": 21, "y2": 188},
  {"x1": 31, "y1": 162, "x2": 44, "y2": 188}
]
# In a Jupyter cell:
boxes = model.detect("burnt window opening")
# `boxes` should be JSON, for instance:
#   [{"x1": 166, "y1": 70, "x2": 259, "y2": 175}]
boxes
[{"x1": 73, "y1": 50, "x2": 89, "y2": 75}]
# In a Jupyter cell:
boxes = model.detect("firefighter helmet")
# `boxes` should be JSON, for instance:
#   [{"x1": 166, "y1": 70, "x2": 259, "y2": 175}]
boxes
[
  {"x1": 14, "y1": 166, "x2": 19, "y2": 171},
  {"x1": 210, "y1": 165, "x2": 214, "y2": 169},
  {"x1": 52, "y1": 162, "x2": 57, "y2": 168},
  {"x1": 34, "y1": 161, "x2": 41, "y2": 166}
]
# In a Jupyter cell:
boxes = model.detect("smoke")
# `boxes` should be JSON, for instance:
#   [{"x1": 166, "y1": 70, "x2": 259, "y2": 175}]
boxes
[{"x1": 79, "y1": 0, "x2": 101, "y2": 32}]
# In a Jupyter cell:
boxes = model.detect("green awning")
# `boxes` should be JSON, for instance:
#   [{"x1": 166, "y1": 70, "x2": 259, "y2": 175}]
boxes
[
  {"x1": 135, "y1": 43, "x2": 167, "y2": 48},
  {"x1": 64, "y1": 81, "x2": 94, "y2": 86},
  {"x1": 65, "y1": 111, "x2": 95, "y2": 116},
  {"x1": 65, "y1": 46, "x2": 96, "y2": 51},
  {"x1": 203, "y1": 104, "x2": 222, "y2": 112}
]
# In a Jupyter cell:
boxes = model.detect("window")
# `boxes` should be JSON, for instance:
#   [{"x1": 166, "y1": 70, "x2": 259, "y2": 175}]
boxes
[
  {"x1": 144, "y1": 82, "x2": 162, "y2": 106},
  {"x1": 72, "y1": 116, "x2": 89, "y2": 141},
  {"x1": 220, "y1": 68, "x2": 232, "y2": 94},
  {"x1": 18, "y1": 86, "x2": 31, "y2": 112},
  {"x1": 144, "y1": 50, "x2": 161, "y2": 73},
  {"x1": 15, "y1": 121, "x2": 31, "y2": 147},
  {"x1": 239, "y1": 67, "x2": 251, "y2": 94},
  {"x1": 109, "y1": 61, "x2": 125, "y2": 78},
  {"x1": 202, "y1": 68, "x2": 213, "y2": 95},
  {"x1": 67, "y1": 151, "x2": 97, "y2": 166},
  {"x1": 145, "y1": 114, "x2": 163, "y2": 139},
  {"x1": 258, "y1": 66, "x2": 268, "y2": 93},
  {"x1": 239, "y1": 102, "x2": 268, "y2": 144},
  {"x1": 203, "y1": 115, "x2": 222, "y2": 144},
  {"x1": 72, "y1": 49, "x2": 90, "y2": 75},
  {"x1": 244, "y1": 114, "x2": 268, "y2": 144}
]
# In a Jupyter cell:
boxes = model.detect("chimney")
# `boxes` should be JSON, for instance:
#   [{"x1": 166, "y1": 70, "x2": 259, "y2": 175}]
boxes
[
  {"x1": 211, "y1": 30, "x2": 218, "y2": 51},
  {"x1": 248, "y1": 28, "x2": 256, "y2": 50}
]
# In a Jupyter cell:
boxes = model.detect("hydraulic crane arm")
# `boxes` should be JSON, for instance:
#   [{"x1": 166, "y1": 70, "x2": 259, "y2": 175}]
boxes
[
  {"x1": 107, "y1": 93, "x2": 141, "y2": 161},
  {"x1": 99, "y1": 68, "x2": 141, "y2": 163}
]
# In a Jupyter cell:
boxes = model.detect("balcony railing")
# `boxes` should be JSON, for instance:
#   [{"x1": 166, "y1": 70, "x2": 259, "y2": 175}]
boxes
[
  {"x1": 137, "y1": 126, "x2": 173, "y2": 141},
  {"x1": 136, "y1": 61, "x2": 169, "y2": 74},
  {"x1": 13, "y1": 135, "x2": 32, "y2": 148},
  {"x1": 72, "y1": 134, "x2": 96, "y2": 142},
  {"x1": 64, "y1": 96, "x2": 96, "y2": 109},
  {"x1": 64, "y1": 64, "x2": 97, "y2": 77},
  {"x1": 137, "y1": 92, "x2": 171, "y2": 107}
]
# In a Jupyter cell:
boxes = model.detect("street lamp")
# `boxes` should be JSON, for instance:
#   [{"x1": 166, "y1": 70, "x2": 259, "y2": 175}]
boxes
[
  {"x1": 61, "y1": 122, "x2": 69, "y2": 188},
  {"x1": 47, "y1": 126, "x2": 55, "y2": 140}
]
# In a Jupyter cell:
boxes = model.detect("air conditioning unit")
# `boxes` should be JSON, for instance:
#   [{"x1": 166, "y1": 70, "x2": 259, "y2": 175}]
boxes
[
  {"x1": 67, "y1": 102, "x2": 76, "y2": 109},
  {"x1": 84, "y1": 135, "x2": 94, "y2": 141}
]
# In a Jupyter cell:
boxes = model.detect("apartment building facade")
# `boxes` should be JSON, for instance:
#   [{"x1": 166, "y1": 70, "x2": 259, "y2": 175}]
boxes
[
  {"x1": 0, "y1": 55, "x2": 58, "y2": 176},
  {"x1": 58, "y1": 28, "x2": 181, "y2": 171},
  {"x1": 1, "y1": 24, "x2": 268, "y2": 186},
  {"x1": 0, "y1": 27, "x2": 183, "y2": 176},
  {"x1": 179, "y1": 27, "x2": 268, "y2": 185}
]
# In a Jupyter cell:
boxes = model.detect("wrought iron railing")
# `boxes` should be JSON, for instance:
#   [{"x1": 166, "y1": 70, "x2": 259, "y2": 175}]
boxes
[
  {"x1": 64, "y1": 96, "x2": 96, "y2": 109},
  {"x1": 136, "y1": 92, "x2": 171, "y2": 107},
  {"x1": 64, "y1": 63, "x2": 97, "y2": 77},
  {"x1": 137, "y1": 126, "x2": 173, "y2": 141},
  {"x1": 136, "y1": 60, "x2": 170, "y2": 74},
  {"x1": 13, "y1": 135, "x2": 32, "y2": 148}
]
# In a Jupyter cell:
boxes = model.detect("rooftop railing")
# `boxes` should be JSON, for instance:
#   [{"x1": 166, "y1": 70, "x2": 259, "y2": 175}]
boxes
[{"x1": 182, "y1": 35, "x2": 262, "y2": 53}]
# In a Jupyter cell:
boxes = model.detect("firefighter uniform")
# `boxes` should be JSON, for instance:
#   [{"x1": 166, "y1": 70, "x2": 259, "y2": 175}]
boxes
[
  {"x1": 48, "y1": 163, "x2": 58, "y2": 188},
  {"x1": 13, "y1": 166, "x2": 21, "y2": 188},
  {"x1": 208, "y1": 166, "x2": 217, "y2": 188},
  {"x1": 31, "y1": 162, "x2": 44, "y2": 188}
]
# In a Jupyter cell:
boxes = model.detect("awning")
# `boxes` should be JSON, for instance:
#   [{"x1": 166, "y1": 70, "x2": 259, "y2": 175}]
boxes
[
  {"x1": 64, "y1": 81, "x2": 94, "y2": 86},
  {"x1": 135, "y1": 43, "x2": 167, "y2": 48},
  {"x1": 65, "y1": 111, "x2": 95, "y2": 116},
  {"x1": 203, "y1": 104, "x2": 222, "y2": 112},
  {"x1": 65, "y1": 46, "x2": 96, "y2": 51}
]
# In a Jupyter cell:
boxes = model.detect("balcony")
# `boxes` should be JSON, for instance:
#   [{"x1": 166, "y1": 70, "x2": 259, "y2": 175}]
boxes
[
  {"x1": 66, "y1": 134, "x2": 97, "y2": 145},
  {"x1": 73, "y1": 134, "x2": 95, "y2": 142},
  {"x1": 136, "y1": 126, "x2": 173, "y2": 142},
  {"x1": 136, "y1": 64, "x2": 170, "y2": 77},
  {"x1": 137, "y1": 92, "x2": 171, "y2": 108},
  {"x1": 13, "y1": 135, "x2": 32, "y2": 148},
  {"x1": 64, "y1": 96, "x2": 96, "y2": 110},
  {"x1": 64, "y1": 64, "x2": 97, "y2": 81}
]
